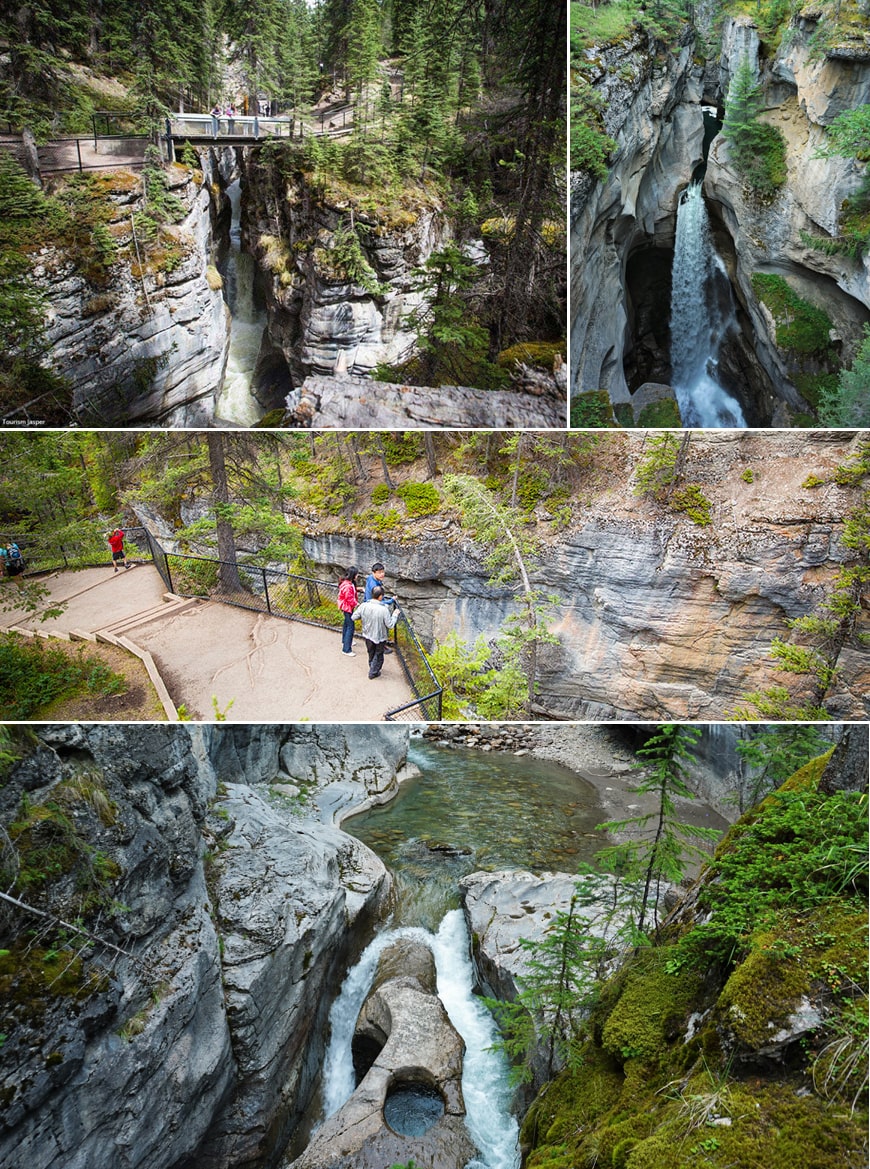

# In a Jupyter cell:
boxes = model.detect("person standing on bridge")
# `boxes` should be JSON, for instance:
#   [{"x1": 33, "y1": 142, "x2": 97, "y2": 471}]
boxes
[
  {"x1": 225, "y1": 103, "x2": 236, "y2": 134},
  {"x1": 338, "y1": 566, "x2": 360, "y2": 657},
  {"x1": 107, "y1": 528, "x2": 129, "y2": 573},
  {"x1": 351, "y1": 585, "x2": 400, "y2": 679},
  {"x1": 210, "y1": 103, "x2": 222, "y2": 137}
]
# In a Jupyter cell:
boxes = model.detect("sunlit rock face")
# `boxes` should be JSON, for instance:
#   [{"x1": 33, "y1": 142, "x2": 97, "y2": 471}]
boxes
[
  {"x1": 301, "y1": 432, "x2": 869, "y2": 721},
  {"x1": 39, "y1": 161, "x2": 229, "y2": 425},
  {"x1": 242, "y1": 150, "x2": 450, "y2": 385}
]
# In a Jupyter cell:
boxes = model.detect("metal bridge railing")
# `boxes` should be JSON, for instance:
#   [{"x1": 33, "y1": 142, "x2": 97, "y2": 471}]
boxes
[{"x1": 17, "y1": 524, "x2": 442, "y2": 721}]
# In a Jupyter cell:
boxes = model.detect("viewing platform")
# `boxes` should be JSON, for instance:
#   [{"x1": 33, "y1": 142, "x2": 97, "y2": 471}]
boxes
[{"x1": 166, "y1": 105, "x2": 353, "y2": 149}]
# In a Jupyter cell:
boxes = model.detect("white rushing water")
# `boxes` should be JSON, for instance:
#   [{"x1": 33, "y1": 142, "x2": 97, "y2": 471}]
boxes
[
  {"x1": 670, "y1": 181, "x2": 746, "y2": 428},
  {"x1": 319, "y1": 912, "x2": 520, "y2": 1169},
  {"x1": 432, "y1": 910, "x2": 521, "y2": 1169},
  {"x1": 215, "y1": 179, "x2": 266, "y2": 426}
]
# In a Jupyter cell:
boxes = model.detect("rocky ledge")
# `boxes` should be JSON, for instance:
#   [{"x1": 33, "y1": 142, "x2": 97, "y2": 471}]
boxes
[{"x1": 280, "y1": 372, "x2": 567, "y2": 428}]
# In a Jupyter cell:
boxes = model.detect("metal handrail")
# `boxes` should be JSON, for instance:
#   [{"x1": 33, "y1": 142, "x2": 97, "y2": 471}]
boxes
[{"x1": 18, "y1": 524, "x2": 442, "y2": 721}]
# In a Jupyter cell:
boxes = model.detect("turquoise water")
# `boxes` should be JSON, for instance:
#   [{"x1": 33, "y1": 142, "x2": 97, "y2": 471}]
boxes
[{"x1": 344, "y1": 740, "x2": 605, "y2": 928}]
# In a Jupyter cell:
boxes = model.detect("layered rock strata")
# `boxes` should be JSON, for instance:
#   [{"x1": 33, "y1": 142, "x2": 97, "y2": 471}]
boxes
[
  {"x1": 243, "y1": 150, "x2": 449, "y2": 386},
  {"x1": 38, "y1": 161, "x2": 229, "y2": 425},
  {"x1": 300, "y1": 432, "x2": 869, "y2": 720}
]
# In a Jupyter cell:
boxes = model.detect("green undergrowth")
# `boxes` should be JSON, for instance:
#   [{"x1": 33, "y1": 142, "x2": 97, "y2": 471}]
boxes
[
  {"x1": 751, "y1": 274, "x2": 837, "y2": 412},
  {"x1": 0, "y1": 633, "x2": 126, "y2": 719},
  {"x1": 570, "y1": 390, "x2": 617, "y2": 428},
  {"x1": 521, "y1": 749, "x2": 869, "y2": 1169},
  {"x1": 257, "y1": 136, "x2": 445, "y2": 231},
  {"x1": 636, "y1": 399, "x2": 682, "y2": 428}
]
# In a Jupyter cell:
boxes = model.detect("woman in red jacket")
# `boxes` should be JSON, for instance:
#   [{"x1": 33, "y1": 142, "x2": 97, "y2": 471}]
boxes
[{"x1": 338, "y1": 567, "x2": 360, "y2": 656}]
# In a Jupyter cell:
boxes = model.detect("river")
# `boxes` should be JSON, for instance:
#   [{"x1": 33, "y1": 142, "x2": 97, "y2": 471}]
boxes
[
  {"x1": 310, "y1": 740, "x2": 609, "y2": 1169},
  {"x1": 215, "y1": 179, "x2": 267, "y2": 426}
]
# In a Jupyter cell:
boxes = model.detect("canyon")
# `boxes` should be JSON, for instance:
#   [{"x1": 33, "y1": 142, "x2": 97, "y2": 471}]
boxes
[{"x1": 571, "y1": 13, "x2": 870, "y2": 425}]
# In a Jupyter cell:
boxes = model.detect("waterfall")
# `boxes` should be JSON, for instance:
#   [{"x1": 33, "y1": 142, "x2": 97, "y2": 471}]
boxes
[
  {"x1": 431, "y1": 910, "x2": 521, "y2": 1169},
  {"x1": 320, "y1": 925, "x2": 430, "y2": 1120},
  {"x1": 215, "y1": 179, "x2": 266, "y2": 426},
  {"x1": 319, "y1": 912, "x2": 520, "y2": 1169},
  {"x1": 670, "y1": 182, "x2": 746, "y2": 427}
]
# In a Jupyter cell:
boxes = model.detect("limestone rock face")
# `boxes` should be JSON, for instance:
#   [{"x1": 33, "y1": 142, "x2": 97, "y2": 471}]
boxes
[
  {"x1": 197, "y1": 783, "x2": 390, "y2": 1169},
  {"x1": 704, "y1": 16, "x2": 870, "y2": 390},
  {"x1": 571, "y1": 30, "x2": 702, "y2": 403},
  {"x1": 300, "y1": 432, "x2": 869, "y2": 720},
  {"x1": 37, "y1": 162, "x2": 229, "y2": 425},
  {"x1": 287, "y1": 939, "x2": 476, "y2": 1169},
  {"x1": 0, "y1": 726, "x2": 233, "y2": 1169},
  {"x1": 243, "y1": 152, "x2": 449, "y2": 385},
  {"x1": 0, "y1": 725, "x2": 399, "y2": 1169},
  {"x1": 285, "y1": 372, "x2": 567, "y2": 428},
  {"x1": 460, "y1": 869, "x2": 585, "y2": 1002},
  {"x1": 571, "y1": 16, "x2": 870, "y2": 419}
]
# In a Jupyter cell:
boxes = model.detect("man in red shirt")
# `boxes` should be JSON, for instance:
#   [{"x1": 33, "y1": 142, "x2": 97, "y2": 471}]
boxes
[{"x1": 107, "y1": 529, "x2": 129, "y2": 572}]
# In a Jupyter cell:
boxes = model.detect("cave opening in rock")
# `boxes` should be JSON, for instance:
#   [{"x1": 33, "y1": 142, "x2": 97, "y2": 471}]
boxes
[
  {"x1": 383, "y1": 1078, "x2": 446, "y2": 1137},
  {"x1": 351, "y1": 1032, "x2": 386, "y2": 1085}
]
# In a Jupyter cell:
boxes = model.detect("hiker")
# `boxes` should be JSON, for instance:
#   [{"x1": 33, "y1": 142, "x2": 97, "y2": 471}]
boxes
[
  {"x1": 6, "y1": 542, "x2": 23, "y2": 576},
  {"x1": 364, "y1": 562, "x2": 397, "y2": 652},
  {"x1": 107, "y1": 528, "x2": 128, "y2": 572},
  {"x1": 351, "y1": 585, "x2": 400, "y2": 679},
  {"x1": 338, "y1": 566, "x2": 360, "y2": 657},
  {"x1": 225, "y1": 103, "x2": 236, "y2": 133},
  {"x1": 0, "y1": 544, "x2": 7, "y2": 577},
  {"x1": 210, "y1": 103, "x2": 222, "y2": 136}
]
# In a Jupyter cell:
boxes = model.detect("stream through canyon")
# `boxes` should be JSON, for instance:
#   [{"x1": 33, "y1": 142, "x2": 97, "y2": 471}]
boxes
[
  {"x1": 294, "y1": 741, "x2": 608, "y2": 1169},
  {"x1": 215, "y1": 179, "x2": 267, "y2": 426},
  {"x1": 670, "y1": 182, "x2": 746, "y2": 428}
]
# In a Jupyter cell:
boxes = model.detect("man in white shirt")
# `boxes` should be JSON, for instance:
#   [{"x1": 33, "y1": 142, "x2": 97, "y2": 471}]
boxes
[{"x1": 351, "y1": 585, "x2": 400, "y2": 679}]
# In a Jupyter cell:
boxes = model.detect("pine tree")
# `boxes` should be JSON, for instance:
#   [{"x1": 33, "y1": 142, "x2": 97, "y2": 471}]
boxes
[{"x1": 596, "y1": 726, "x2": 721, "y2": 938}]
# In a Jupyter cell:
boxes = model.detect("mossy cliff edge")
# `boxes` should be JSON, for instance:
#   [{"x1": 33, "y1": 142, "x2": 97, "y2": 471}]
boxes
[{"x1": 519, "y1": 739, "x2": 868, "y2": 1169}]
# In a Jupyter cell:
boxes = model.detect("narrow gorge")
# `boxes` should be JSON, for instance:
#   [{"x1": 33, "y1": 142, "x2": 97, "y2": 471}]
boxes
[
  {"x1": 0, "y1": 722, "x2": 865, "y2": 1169},
  {"x1": 0, "y1": 0, "x2": 566, "y2": 427},
  {"x1": 571, "y1": 4, "x2": 870, "y2": 426}
]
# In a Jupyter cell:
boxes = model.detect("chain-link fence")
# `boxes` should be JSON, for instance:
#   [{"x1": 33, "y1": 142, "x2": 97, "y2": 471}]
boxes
[
  {"x1": 387, "y1": 612, "x2": 442, "y2": 721},
  {"x1": 5, "y1": 525, "x2": 152, "y2": 576}
]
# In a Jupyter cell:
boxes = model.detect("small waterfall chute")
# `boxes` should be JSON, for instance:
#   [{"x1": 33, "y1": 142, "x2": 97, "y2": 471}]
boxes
[
  {"x1": 318, "y1": 912, "x2": 520, "y2": 1169},
  {"x1": 670, "y1": 181, "x2": 746, "y2": 428},
  {"x1": 216, "y1": 178, "x2": 267, "y2": 426}
]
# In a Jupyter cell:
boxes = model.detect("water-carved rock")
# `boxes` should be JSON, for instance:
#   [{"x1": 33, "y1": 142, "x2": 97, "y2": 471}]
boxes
[{"x1": 287, "y1": 939, "x2": 476, "y2": 1169}]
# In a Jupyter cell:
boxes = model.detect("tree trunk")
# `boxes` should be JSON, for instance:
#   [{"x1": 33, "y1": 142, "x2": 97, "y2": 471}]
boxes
[{"x1": 207, "y1": 434, "x2": 242, "y2": 592}]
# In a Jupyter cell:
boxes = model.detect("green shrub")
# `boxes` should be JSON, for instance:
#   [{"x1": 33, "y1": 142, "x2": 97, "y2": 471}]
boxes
[
  {"x1": 751, "y1": 274, "x2": 834, "y2": 356},
  {"x1": 0, "y1": 634, "x2": 125, "y2": 719},
  {"x1": 570, "y1": 390, "x2": 615, "y2": 427},
  {"x1": 397, "y1": 481, "x2": 440, "y2": 517},
  {"x1": 637, "y1": 399, "x2": 682, "y2": 428},
  {"x1": 670, "y1": 484, "x2": 712, "y2": 526},
  {"x1": 371, "y1": 483, "x2": 390, "y2": 504}
]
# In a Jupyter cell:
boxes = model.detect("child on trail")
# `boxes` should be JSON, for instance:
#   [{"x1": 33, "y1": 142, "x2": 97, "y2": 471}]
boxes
[
  {"x1": 338, "y1": 566, "x2": 360, "y2": 657},
  {"x1": 107, "y1": 529, "x2": 129, "y2": 572}
]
